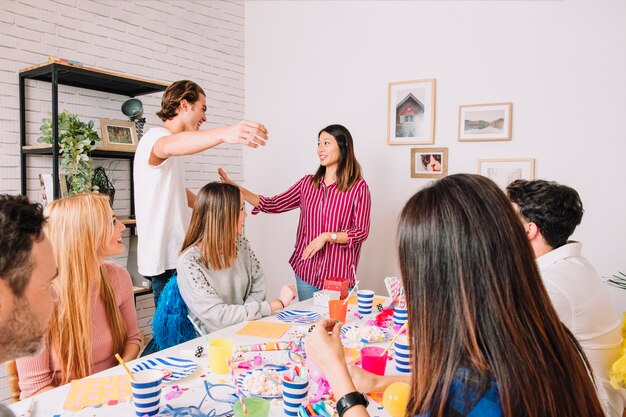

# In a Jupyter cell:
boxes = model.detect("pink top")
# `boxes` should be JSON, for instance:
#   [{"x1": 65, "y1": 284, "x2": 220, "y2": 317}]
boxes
[
  {"x1": 252, "y1": 175, "x2": 371, "y2": 289},
  {"x1": 16, "y1": 262, "x2": 142, "y2": 399}
]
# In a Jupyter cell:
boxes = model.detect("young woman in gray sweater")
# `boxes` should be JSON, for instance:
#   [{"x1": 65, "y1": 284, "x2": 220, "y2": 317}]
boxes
[{"x1": 177, "y1": 182, "x2": 296, "y2": 334}]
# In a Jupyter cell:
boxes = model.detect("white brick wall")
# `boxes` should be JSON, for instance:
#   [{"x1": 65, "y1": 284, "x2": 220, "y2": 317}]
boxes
[{"x1": 0, "y1": 0, "x2": 245, "y2": 404}]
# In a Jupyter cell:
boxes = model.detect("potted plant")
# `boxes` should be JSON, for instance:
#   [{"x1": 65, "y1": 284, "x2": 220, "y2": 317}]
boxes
[
  {"x1": 38, "y1": 110, "x2": 99, "y2": 195},
  {"x1": 92, "y1": 165, "x2": 116, "y2": 207}
]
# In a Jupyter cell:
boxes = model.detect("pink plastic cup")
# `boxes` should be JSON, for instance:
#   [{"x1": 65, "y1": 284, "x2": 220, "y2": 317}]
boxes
[{"x1": 360, "y1": 346, "x2": 388, "y2": 375}]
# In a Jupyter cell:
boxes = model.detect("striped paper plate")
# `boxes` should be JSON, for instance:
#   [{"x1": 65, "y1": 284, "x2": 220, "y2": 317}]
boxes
[
  {"x1": 276, "y1": 309, "x2": 321, "y2": 324},
  {"x1": 131, "y1": 356, "x2": 197, "y2": 382}
]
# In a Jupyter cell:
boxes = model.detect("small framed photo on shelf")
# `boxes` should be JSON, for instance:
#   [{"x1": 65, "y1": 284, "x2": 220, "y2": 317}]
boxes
[
  {"x1": 39, "y1": 173, "x2": 53, "y2": 206},
  {"x1": 411, "y1": 147, "x2": 448, "y2": 179},
  {"x1": 388, "y1": 79, "x2": 436, "y2": 145},
  {"x1": 478, "y1": 158, "x2": 535, "y2": 189},
  {"x1": 99, "y1": 119, "x2": 138, "y2": 152},
  {"x1": 458, "y1": 102, "x2": 512, "y2": 142}
]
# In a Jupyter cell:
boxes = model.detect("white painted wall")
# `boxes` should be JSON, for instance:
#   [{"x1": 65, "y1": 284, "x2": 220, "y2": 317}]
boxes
[
  {"x1": 0, "y1": 0, "x2": 244, "y2": 404},
  {"x1": 244, "y1": 1, "x2": 626, "y2": 303}
]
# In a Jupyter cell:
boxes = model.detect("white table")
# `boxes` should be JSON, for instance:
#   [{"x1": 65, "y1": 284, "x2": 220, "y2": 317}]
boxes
[{"x1": 9, "y1": 298, "x2": 398, "y2": 417}]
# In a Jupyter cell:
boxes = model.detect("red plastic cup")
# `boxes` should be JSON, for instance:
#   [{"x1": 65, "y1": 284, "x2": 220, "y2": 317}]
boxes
[
  {"x1": 360, "y1": 346, "x2": 388, "y2": 375},
  {"x1": 329, "y1": 299, "x2": 348, "y2": 323}
]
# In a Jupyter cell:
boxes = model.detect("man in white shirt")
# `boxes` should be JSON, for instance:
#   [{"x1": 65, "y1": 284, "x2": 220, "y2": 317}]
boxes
[
  {"x1": 507, "y1": 179, "x2": 624, "y2": 417},
  {"x1": 0, "y1": 195, "x2": 57, "y2": 417},
  {"x1": 134, "y1": 80, "x2": 268, "y2": 313}
]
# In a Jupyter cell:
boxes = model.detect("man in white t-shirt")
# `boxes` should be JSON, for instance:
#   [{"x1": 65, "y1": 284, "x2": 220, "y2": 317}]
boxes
[
  {"x1": 507, "y1": 179, "x2": 624, "y2": 417},
  {"x1": 134, "y1": 80, "x2": 268, "y2": 314}
]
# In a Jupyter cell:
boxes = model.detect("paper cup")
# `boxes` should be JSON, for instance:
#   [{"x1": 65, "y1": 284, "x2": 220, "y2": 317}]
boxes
[
  {"x1": 394, "y1": 335, "x2": 411, "y2": 374},
  {"x1": 393, "y1": 308, "x2": 408, "y2": 326},
  {"x1": 329, "y1": 299, "x2": 348, "y2": 323},
  {"x1": 131, "y1": 369, "x2": 163, "y2": 417},
  {"x1": 282, "y1": 374, "x2": 310, "y2": 416},
  {"x1": 357, "y1": 290, "x2": 375, "y2": 315},
  {"x1": 360, "y1": 346, "x2": 387, "y2": 375},
  {"x1": 233, "y1": 397, "x2": 270, "y2": 417},
  {"x1": 208, "y1": 338, "x2": 233, "y2": 374}
]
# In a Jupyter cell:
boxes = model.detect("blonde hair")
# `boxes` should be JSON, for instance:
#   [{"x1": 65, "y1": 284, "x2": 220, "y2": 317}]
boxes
[
  {"x1": 181, "y1": 182, "x2": 240, "y2": 270},
  {"x1": 44, "y1": 194, "x2": 127, "y2": 384}
]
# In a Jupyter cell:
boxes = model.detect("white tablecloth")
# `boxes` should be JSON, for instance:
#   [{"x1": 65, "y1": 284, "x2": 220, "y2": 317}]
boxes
[{"x1": 9, "y1": 298, "x2": 398, "y2": 417}]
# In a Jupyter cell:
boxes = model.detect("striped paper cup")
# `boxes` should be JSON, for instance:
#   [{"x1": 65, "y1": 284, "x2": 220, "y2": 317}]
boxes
[
  {"x1": 357, "y1": 290, "x2": 375, "y2": 315},
  {"x1": 393, "y1": 308, "x2": 408, "y2": 326},
  {"x1": 131, "y1": 369, "x2": 163, "y2": 417},
  {"x1": 282, "y1": 374, "x2": 310, "y2": 416},
  {"x1": 394, "y1": 336, "x2": 411, "y2": 374}
]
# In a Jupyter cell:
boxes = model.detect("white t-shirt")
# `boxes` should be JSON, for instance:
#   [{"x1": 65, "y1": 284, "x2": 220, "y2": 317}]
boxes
[
  {"x1": 133, "y1": 127, "x2": 190, "y2": 276},
  {"x1": 538, "y1": 242, "x2": 625, "y2": 417}
]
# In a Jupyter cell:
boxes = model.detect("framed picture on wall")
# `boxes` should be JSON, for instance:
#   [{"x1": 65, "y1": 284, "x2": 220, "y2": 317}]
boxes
[
  {"x1": 459, "y1": 102, "x2": 512, "y2": 142},
  {"x1": 478, "y1": 158, "x2": 535, "y2": 189},
  {"x1": 99, "y1": 119, "x2": 138, "y2": 152},
  {"x1": 411, "y1": 147, "x2": 448, "y2": 178},
  {"x1": 388, "y1": 79, "x2": 436, "y2": 145}
]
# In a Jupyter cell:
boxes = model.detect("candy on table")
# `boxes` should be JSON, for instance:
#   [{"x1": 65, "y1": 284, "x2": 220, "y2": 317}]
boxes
[
  {"x1": 242, "y1": 369, "x2": 283, "y2": 396},
  {"x1": 344, "y1": 326, "x2": 387, "y2": 343},
  {"x1": 253, "y1": 355, "x2": 263, "y2": 366}
]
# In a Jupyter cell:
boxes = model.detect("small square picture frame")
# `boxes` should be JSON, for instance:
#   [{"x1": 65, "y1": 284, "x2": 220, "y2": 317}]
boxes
[
  {"x1": 411, "y1": 147, "x2": 448, "y2": 179},
  {"x1": 99, "y1": 119, "x2": 138, "y2": 152},
  {"x1": 458, "y1": 102, "x2": 512, "y2": 142}
]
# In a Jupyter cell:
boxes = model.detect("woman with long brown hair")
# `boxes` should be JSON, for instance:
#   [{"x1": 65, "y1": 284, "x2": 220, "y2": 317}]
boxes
[
  {"x1": 177, "y1": 182, "x2": 296, "y2": 334},
  {"x1": 305, "y1": 174, "x2": 603, "y2": 417},
  {"x1": 219, "y1": 124, "x2": 371, "y2": 300},
  {"x1": 16, "y1": 194, "x2": 141, "y2": 398}
]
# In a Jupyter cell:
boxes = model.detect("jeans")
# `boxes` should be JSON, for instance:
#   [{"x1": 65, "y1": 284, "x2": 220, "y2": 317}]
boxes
[
  {"x1": 141, "y1": 268, "x2": 176, "y2": 357},
  {"x1": 145, "y1": 268, "x2": 176, "y2": 310},
  {"x1": 295, "y1": 274, "x2": 320, "y2": 301}
]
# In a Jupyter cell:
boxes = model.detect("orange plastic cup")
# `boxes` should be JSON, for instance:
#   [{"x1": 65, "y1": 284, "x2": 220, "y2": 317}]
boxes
[{"x1": 329, "y1": 299, "x2": 348, "y2": 323}]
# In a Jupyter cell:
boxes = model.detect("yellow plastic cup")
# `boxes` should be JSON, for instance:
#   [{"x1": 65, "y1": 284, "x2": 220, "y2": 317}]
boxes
[{"x1": 208, "y1": 338, "x2": 233, "y2": 374}]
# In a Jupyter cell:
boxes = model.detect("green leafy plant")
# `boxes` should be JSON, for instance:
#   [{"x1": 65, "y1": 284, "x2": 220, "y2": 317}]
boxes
[
  {"x1": 607, "y1": 272, "x2": 626, "y2": 290},
  {"x1": 38, "y1": 110, "x2": 100, "y2": 195}
]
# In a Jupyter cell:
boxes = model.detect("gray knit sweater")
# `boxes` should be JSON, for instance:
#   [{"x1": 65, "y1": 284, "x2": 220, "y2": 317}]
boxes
[{"x1": 177, "y1": 236, "x2": 271, "y2": 334}]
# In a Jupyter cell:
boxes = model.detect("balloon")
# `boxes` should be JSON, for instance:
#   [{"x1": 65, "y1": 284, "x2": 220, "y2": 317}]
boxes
[{"x1": 382, "y1": 382, "x2": 411, "y2": 417}]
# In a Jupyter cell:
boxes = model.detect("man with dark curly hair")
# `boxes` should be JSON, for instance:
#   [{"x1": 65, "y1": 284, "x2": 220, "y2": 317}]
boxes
[
  {"x1": 134, "y1": 80, "x2": 269, "y2": 314},
  {"x1": 0, "y1": 195, "x2": 57, "y2": 417},
  {"x1": 507, "y1": 179, "x2": 624, "y2": 417}
]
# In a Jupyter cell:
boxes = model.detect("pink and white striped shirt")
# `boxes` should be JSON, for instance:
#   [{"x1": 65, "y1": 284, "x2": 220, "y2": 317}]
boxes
[{"x1": 252, "y1": 175, "x2": 371, "y2": 289}]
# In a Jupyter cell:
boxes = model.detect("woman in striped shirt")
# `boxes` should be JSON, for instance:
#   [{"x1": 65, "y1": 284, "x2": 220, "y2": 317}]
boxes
[{"x1": 219, "y1": 124, "x2": 371, "y2": 300}]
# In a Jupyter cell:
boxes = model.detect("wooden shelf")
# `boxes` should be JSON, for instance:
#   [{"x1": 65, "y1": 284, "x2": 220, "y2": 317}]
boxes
[
  {"x1": 22, "y1": 144, "x2": 135, "y2": 159},
  {"x1": 118, "y1": 216, "x2": 136, "y2": 226},
  {"x1": 20, "y1": 62, "x2": 169, "y2": 96}
]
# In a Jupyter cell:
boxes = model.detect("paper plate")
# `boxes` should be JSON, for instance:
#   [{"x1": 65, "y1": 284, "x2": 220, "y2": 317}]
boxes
[
  {"x1": 276, "y1": 309, "x2": 321, "y2": 324},
  {"x1": 131, "y1": 356, "x2": 197, "y2": 383},
  {"x1": 340, "y1": 325, "x2": 390, "y2": 344},
  {"x1": 236, "y1": 370, "x2": 283, "y2": 398}
]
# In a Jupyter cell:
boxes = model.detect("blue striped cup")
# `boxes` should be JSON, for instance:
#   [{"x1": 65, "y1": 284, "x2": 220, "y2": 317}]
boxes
[
  {"x1": 282, "y1": 374, "x2": 310, "y2": 416},
  {"x1": 357, "y1": 290, "x2": 375, "y2": 315},
  {"x1": 131, "y1": 369, "x2": 163, "y2": 416},
  {"x1": 394, "y1": 335, "x2": 411, "y2": 374},
  {"x1": 393, "y1": 308, "x2": 408, "y2": 326}
]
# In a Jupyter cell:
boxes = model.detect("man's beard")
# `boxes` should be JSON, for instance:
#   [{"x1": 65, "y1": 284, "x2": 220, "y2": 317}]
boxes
[{"x1": 0, "y1": 296, "x2": 45, "y2": 361}]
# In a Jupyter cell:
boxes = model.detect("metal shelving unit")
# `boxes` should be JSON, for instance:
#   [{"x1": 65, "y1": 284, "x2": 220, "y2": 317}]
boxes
[{"x1": 19, "y1": 61, "x2": 168, "y2": 216}]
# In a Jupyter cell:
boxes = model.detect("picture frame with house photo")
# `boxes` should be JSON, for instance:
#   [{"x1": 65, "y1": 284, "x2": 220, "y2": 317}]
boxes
[
  {"x1": 459, "y1": 102, "x2": 512, "y2": 142},
  {"x1": 478, "y1": 158, "x2": 535, "y2": 189},
  {"x1": 411, "y1": 147, "x2": 448, "y2": 179},
  {"x1": 387, "y1": 79, "x2": 436, "y2": 145},
  {"x1": 99, "y1": 119, "x2": 138, "y2": 152}
]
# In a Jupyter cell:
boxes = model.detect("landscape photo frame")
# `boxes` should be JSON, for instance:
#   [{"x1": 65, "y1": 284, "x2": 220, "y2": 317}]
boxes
[
  {"x1": 387, "y1": 79, "x2": 436, "y2": 145},
  {"x1": 99, "y1": 119, "x2": 138, "y2": 152},
  {"x1": 459, "y1": 102, "x2": 512, "y2": 142}
]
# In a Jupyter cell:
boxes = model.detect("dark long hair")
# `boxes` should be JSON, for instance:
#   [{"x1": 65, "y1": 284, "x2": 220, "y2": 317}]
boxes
[
  {"x1": 398, "y1": 174, "x2": 602, "y2": 417},
  {"x1": 312, "y1": 124, "x2": 362, "y2": 192},
  {"x1": 181, "y1": 182, "x2": 240, "y2": 270}
]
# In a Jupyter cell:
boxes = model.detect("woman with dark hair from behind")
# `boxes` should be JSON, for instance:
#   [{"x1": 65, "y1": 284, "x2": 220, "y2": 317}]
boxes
[
  {"x1": 305, "y1": 173, "x2": 603, "y2": 417},
  {"x1": 177, "y1": 182, "x2": 296, "y2": 334},
  {"x1": 219, "y1": 124, "x2": 371, "y2": 300}
]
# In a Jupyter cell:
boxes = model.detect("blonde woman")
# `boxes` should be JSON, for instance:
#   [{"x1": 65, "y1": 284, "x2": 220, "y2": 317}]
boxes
[
  {"x1": 16, "y1": 194, "x2": 141, "y2": 398},
  {"x1": 177, "y1": 182, "x2": 296, "y2": 334}
]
